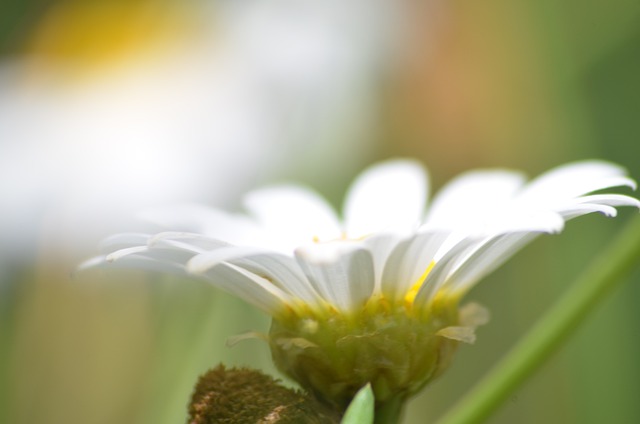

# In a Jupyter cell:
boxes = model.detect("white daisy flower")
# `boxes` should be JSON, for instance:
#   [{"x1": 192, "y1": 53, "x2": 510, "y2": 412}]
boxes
[{"x1": 83, "y1": 159, "x2": 638, "y2": 410}]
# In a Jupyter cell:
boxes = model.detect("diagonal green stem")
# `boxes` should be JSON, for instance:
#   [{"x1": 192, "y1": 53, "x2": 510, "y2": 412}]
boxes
[{"x1": 437, "y1": 215, "x2": 640, "y2": 424}]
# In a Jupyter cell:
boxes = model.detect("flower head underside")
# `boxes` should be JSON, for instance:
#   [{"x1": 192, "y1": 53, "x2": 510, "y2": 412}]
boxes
[{"x1": 84, "y1": 159, "x2": 639, "y2": 408}]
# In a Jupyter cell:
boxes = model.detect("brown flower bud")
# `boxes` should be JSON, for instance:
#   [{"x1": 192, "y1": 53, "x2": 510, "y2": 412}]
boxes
[{"x1": 188, "y1": 364, "x2": 341, "y2": 423}]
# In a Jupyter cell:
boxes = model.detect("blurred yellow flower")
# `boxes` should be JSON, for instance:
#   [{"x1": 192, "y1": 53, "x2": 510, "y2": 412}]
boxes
[{"x1": 25, "y1": 1, "x2": 198, "y2": 79}]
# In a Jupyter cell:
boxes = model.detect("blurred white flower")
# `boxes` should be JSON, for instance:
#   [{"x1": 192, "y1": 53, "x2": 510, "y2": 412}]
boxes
[
  {"x1": 85, "y1": 158, "x2": 638, "y2": 408},
  {"x1": 0, "y1": 0, "x2": 408, "y2": 263}
]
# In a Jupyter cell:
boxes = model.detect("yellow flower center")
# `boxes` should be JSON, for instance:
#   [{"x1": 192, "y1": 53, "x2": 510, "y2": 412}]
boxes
[{"x1": 22, "y1": 1, "x2": 201, "y2": 82}]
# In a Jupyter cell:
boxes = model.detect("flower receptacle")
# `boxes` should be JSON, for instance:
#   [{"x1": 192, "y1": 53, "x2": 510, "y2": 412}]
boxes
[{"x1": 268, "y1": 299, "x2": 464, "y2": 412}]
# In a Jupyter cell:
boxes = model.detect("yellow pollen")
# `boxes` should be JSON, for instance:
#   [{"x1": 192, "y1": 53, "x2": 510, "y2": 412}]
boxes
[{"x1": 404, "y1": 261, "x2": 436, "y2": 308}]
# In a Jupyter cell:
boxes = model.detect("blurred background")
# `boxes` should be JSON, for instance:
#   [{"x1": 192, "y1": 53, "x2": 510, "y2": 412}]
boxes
[{"x1": 1, "y1": 0, "x2": 639, "y2": 423}]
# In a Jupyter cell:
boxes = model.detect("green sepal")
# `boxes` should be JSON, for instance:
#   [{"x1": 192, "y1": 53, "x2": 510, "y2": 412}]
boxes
[{"x1": 341, "y1": 383, "x2": 374, "y2": 424}]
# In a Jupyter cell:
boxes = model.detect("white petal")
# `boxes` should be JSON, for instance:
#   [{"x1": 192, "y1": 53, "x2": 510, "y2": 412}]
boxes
[
  {"x1": 443, "y1": 233, "x2": 538, "y2": 294},
  {"x1": 557, "y1": 204, "x2": 618, "y2": 219},
  {"x1": 555, "y1": 194, "x2": 640, "y2": 220},
  {"x1": 93, "y1": 233, "x2": 229, "y2": 272},
  {"x1": 361, "y1": 232, "x2": 405, "y2": 292},
  {"x1": 414, "y1": 237, "x2": 484, "y2": 305},
  {"x1": 82, "y1": 235, "x2": 202, "y2": 274},
  {"x1": 576, "y1": 194, "x2": 640, "y2": 208},
  {"x1": 92, "y1": 245, "x2": 292, "y2": 315},
  {"x1": 98, "y1": 233, "x2": 151, "y2": 253},
  {"x1": 423, "y1": 170, "x2": 526, "y2": 231},
  {"x1": 380, "y1": 232, "x2": 448, "y2": 303},
  {"x1": 195, "y1": 262, "x2": 292, "y2": 315},
  {"x1": 187, "y1": 247, "x2": 321, "y2": 304},
  {"x1": 479, "y1": 208, "x2": 565, "y2": 235},
  {"x1": 148, "y1": 232, "x2": 231, "y2": 253},
  {"x1": 77, "y1": 255, "x2": 110, "y2": 271},
  {"x1": 519, "y1": 161, "x2": 636, "y2": 204},
  {"x1": 106, "y1": 246, "x2": 150, "y2": 262},
  {"x1": 243, "y1": 185, "x2": 341, "y2": 249},
  {"x1": 78, "y1": 246, "x2": 193, "y2": 278},
  {"x1": 111, "y1": 245, "x2": 198, "y2": 265},
  {"x1": 294, "y1": 242, "x2": 375, "y2": 311},
  {"x1": 188, "y1": 247, "x2": 275, "y2": 273},
  {"x1": 428, "y1": 192, "x2": 639, "y2": 295},
  {"x1": 344, "y1": 159, "x2": 428, "y2": 238},
  {"x1": 425, "y1": 208, "x2": 563, "y2": 258}
]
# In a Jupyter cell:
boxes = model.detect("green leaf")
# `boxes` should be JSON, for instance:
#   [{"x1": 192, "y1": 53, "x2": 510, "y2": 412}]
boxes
[{"x1": 341, "y1": 383, "x2": 374, "y2": 424}]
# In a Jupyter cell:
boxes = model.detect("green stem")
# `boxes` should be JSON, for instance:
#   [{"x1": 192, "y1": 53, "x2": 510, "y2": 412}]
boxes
[
  {"x1": 437, "y1": 215, "x2": 640, "y2": 424},
  {"x1": 375, "y1": 396, "x2": 405, "y2": 424}
]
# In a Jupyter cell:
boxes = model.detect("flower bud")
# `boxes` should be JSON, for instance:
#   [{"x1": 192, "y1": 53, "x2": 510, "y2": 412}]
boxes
[{"x1": 188, "y1": 364, "x2": 341, "y2": 423}]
